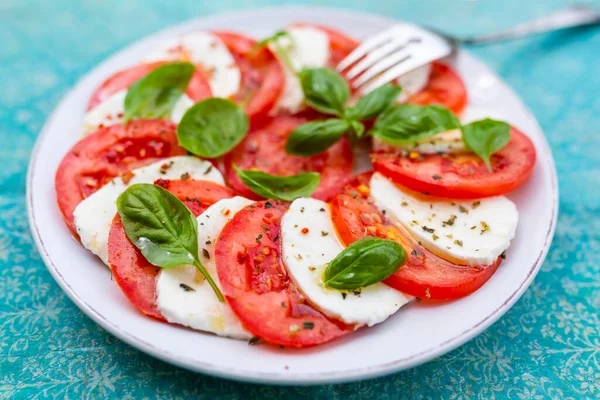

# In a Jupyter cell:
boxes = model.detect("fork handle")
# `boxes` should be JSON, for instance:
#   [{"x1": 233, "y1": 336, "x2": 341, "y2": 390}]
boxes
[{"x1": 462, "y1": 4, "x2": 600, "y2": 45}]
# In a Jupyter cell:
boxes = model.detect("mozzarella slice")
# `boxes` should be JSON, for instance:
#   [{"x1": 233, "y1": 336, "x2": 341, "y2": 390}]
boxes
[
  {"x1": 372, "y1": 106, "x2": 507, "y2": 155},
  {"x1": 271, "y1": 27, "x2": 331, "y2": 113},
  {"x1": 145, "y1": 32, "x2": 241, "y2": 98},
  {"x1": 73, "y1": 156, "x2": 224, "y2": 265},
  {"x1": 395, "y1": 64, "x2": 432, "y2": 103},
  {"x1": 370, "y1": 173, "x2": 518, "y2": 265},
  {"x1": 155, "y1": 197, "x2": 252, "y2": 339},
  {"x1": 82, "y1": 89, "x2": 193, "y2": 136},
  {"x1": 281, "y1": 197, "x2": 410, "y2": 327}
]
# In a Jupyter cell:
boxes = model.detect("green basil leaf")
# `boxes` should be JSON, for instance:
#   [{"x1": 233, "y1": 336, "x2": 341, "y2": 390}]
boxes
[
  {"x1": 349, "y1": 120, "x2": 366, "y2": 139},
  {"x1": 346, "y1": 85, "x2": 402, "y2": 120},
  {"x1": 371, "y1": 104, "x2": 460, "y2": 144},
  {"x1": 285, "y1": 119, "x2": 349, "y2": 156},
  {"x1": 323, "y1": 237, "x2": 406, "y2": 290},
  {"x1": 233, "y1": 165, "x2": 320, "y2": 201},
  {"x1": 252, "y1": 30, "x2": 289, "y2": 53},
  {"x1": 177, "y1": 98, "x2": 249, "y2": 158},
  {"x1": 299, "y1": 67, "x2": 349, "y2": 116},
  {"x1": 252, "y1": 31, "x2": 295, "y2": 71},
  {"x1": 462, "y1": 119, "x2": 511, "y2": 171},
  {"x1": 116, "y1": 183, "x2": 224, "y2": 301},
  {"x1": 124, "y1": 62, "x2": 195, "y2": 122}
]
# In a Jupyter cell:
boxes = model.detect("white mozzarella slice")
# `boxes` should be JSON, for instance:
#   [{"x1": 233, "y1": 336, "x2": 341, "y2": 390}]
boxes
[
  {"x1": 281, "y1": 197, "x2": 410, "y2": 327},
  {"x1": 155, "y1": 197, "x2": 253, "y2": 339},
  {"x1": 370, "y1": 173, "x2": 518, "y2": 266},
  {"x1": 145, "y1": 32, "x2": 241, "y2": 98},
  {"x1": 395, "y1": 64, "x2": 432, "y2": 103},
  {"x1": 271, "y1": 27, "x2": 331, "y2": 113},
  {"x1": 372, "y1": 106, "x2": 507, "y2": 155},
  {"x1": 73, "y1": 156, "x2": 223, "y2": 265},
  {"x1": 82, "y1": 89, "x2": 193, "y2": 136}
]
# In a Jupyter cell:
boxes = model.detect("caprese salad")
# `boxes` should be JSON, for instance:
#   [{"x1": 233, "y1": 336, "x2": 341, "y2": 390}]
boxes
[{"x1": 54, "y1": 24, "x2": 536, "y2": 348}]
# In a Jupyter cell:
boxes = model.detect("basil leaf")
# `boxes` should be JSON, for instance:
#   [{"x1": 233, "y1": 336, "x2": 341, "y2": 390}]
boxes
[
  {"x1": 462, "y1": 119, "x2": 511, "y2": 171},
  {"x1": 124, "y1": 62, "x2": 195, "y2": 122},
  {"x1": 285, "y1": 119, "x2": 349, "y2": 156},
  {"x1": 252, "y1": 30, "x2": 289, "y2": 53},
  {"x1": 349, "y1": 120, "x2": 366, "y2": 139},
  {"x1": 299, "y1": 68, "x2": 349, "y2": 116},
  {"x1": 323, "y1": 237, "x2": 406, "y2": 290},
  {"x1": 234, "y1": 165, "x2": 320, "y2": 201},
  {"x1": 346, "y1": 85, "x2": 402, "y2": 120},
  {"x1": 177, "y1": 98, "x2": 249, "y2": 158},
  {"x1": 116, "y1": 183, "x2": 224, "y2": 301},
  {"x1": 371, "y1": 104, "x2": 460, "y2": 144}
]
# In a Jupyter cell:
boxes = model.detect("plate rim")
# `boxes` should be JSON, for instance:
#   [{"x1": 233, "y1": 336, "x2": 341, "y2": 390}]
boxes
[{"x1": 26, "y1": 5, "x2": 559, "y2": 385}]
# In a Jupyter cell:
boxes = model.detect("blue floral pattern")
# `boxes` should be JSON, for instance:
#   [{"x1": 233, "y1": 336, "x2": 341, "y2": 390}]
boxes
[{"x1": 1, "y1": 0, "x2": 599, "y2": 398}]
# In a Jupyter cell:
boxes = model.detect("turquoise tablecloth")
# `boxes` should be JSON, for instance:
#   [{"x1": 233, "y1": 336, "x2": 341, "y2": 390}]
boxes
[{"x1": 2, "y1": 0, "x2": 599, "y2": 398}]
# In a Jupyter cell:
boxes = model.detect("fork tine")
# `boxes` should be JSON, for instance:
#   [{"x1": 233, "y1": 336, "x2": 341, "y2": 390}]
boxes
[
  {"x1": 345, "y1": 39, "x2": 410, "y2": 80},
  {"x1": 336, "y1": 27, "x2": 396, "y2": 72},
  {"x1": 351, "y1": 47, "x2": 412, "y2": 88},
  {"x1": 358, "y1": 56, "x2": 429, "y2": 94}
]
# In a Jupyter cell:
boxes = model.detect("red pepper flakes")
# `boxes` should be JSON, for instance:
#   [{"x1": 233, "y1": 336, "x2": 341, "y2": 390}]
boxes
[
  {"x1": 154, "y1": 178, "x2": 168, "y2": 188},
  {"x1": 236, "y1": 251, "x2": 247, "y2": 264}
]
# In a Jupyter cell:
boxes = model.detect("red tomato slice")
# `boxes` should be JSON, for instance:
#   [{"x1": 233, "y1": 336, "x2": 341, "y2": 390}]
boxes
[
  {"x1": 407, "y1": 62, "x2": 468, "y2": 115},
  {"x1": 212, "y1": 32, "x2": 284, "y2": 121},
  {"x1": 109, "y1": 215, "x2": 165, "y2": 320},
  {"x1": 371, "y1": 127, "x2": 536, "y2": 199},
  {"x1": 289, "y1": 23, "x2": 359, "y2": 65},
  {"x1": 153, "y1": 177, "x2": 237, "y2": 216},
  {"x1": 55, "y1": 120, "x2": 186, "y2": 237},
  {"x1": 330, "y1": 173, "x2": 502, "y2": 300},
  {"x1": 318, "y1": 25, "x2": 360, "y2": 65},
  {"x1": 214, "y1": 200, "x2": 352, "y2": 347},
  {"x1": 108, "y1": 179, "x2": 236, "y2": 320},
  {"x1": 87, "y1": 62, "x2": 213, "y2": 111},
  {"x1": 223, "y1": 115, "x2": 353, "y2": 201}
]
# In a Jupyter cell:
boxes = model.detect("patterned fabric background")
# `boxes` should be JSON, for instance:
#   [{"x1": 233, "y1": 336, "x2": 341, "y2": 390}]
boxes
[{"x1": 1, "y1": 0, "x2": 599, "y2": 398}]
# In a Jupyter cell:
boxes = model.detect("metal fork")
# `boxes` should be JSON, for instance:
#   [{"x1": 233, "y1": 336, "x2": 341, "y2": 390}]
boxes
[{"x1": 337, "y1": 4, "x2": 600, "y2": 94}]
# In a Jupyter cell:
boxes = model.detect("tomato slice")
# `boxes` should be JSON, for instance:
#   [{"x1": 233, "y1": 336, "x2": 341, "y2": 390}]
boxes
[
  {"x1": 214, "y1": 200, "x2": 352, "y2": 347},
  {"x1": 407, "y1": 62, "x2": 468, "y2": 115},
  {"x1": 212, "y1": 32, "x2": 284, "y2": 121},
  {"x1": 371, "y1": 127, "x2": 536, "y2": 199},
  {"x1": 87, "y1": 62, "x2": 213, "y2": 111},
  {"x1": 108, "y1": 179, "x2": 236, "y2": 320},
  {"x1": 223, "y1": 115, "x2": 353, "y2": 201},
  {"x1": 330, "y1": 173, "x2": 502, "y2": 300},
  {"x1": 55, "y1": 120, "x2": 186, "y2": 236},
  {"x1": 319, "y1": 25, "x2": 360, "y2": 65},
  {"x1": 153, "y1": 177, "x2": 237, "y2": 216}
]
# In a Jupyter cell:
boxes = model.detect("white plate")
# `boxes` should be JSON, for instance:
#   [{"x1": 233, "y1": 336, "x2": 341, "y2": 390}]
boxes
[{"x1": 27, "y1": 6, "x2": 558, "y2": 385}]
